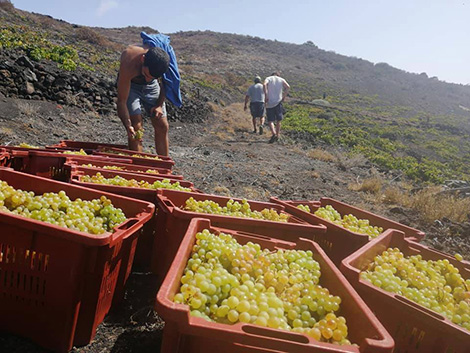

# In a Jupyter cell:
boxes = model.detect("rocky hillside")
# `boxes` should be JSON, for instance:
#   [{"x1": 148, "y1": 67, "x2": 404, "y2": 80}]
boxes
[
  {"x1": 1, "y1": 3, "x2": 470, "y2": 184},
  {"x1": 3, "y1": 5, "x2": 470, "y2": 121}
]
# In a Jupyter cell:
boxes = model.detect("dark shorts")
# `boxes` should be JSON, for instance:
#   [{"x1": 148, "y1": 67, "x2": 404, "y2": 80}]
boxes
[
  {"x1": 127, "y1": 81, "x2": 167, "y2": 117},
  {"x1": 266, "y1": 103, "x2": 284, "y2": 122},
  {"x1": 249, "y1": 102, "x2": 265, "y2": 118}
]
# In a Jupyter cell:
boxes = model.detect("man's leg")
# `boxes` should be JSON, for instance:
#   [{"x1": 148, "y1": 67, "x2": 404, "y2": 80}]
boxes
[
  {"x1": 275, "y1": 121, "x2": 281, "y2": 138},
  {"x1": 258, "y1": 116, "x2": 264, "y2": 134},
  {"x1": 151, "y1": 115, "x2": 169, "y2": 156},
  {"x1": 252, "y1": 117, "x2": 257, "y2": 132},
  {"x1": 129, "y1": 114, "x2": 143, "y2": 152}
]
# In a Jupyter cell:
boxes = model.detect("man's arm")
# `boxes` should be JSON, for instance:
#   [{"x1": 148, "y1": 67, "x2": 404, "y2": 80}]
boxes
[
  {"x1": 282, "y1": 79, "x2": 290, "y2": 101},
  {"x1": 244, "y1": 95, "x2": 250, "y2": 111},
  {"x1": 263, "y1": 81, "x2": 269, "y2": 104},
  {"x1": 117, "y1": 71, "x2": 134, "y2": 138}
]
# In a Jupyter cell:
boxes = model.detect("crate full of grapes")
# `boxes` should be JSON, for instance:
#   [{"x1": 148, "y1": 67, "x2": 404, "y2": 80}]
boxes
[
  {"x1": 340, "y1": 229, "x2": 470, "y2": 353},
  {"x1": 71, "y1": 167, "x2": 200, "y2": 269},
  {"x1": 153, "y1": 190, "x2": 327, "y2": 282},
  {"x1": 0, "y1": 168, "x2": 154, "y2": 352},
  {"x1": 65, "y1": 158, "x2": 181, "y2": 179},
  {"x1": 270, "y1": 197, "x2": 425, "y2": 266},
  {"x1": 155, "y1": 218, "x2": 394, "y2": 353}
]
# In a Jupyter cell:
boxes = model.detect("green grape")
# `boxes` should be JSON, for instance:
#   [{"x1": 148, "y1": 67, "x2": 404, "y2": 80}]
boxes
[
  {"x1": 172, "y1": 229, "x2": 354, "y2": 345},
  {"x1": 297, "y1": 204, "x2": 311, "y2": 213},
  {"x1": 314, "y1": 205, "x2": 383, "y2": 239},
  {"x1": 81, "y1": 172, "x2": 190, "y2": 191},
  {"x1": 0, "y1": 180, "x2": 127, "y2": 235},
  {"x1": 183, "y1": 197, "x2": 289, "y2": 222}
]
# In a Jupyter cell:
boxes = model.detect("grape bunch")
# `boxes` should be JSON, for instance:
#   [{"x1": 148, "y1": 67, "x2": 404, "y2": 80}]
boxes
[
  {"x1": 133, "y1": 128, "x2": 144, "y2": 140},
  {"x1": 81, "y1": 172, "x2": 191, "y2": 191},
  {"x1": 173, "y1": 229, "x2": 354, "y2": 345},
  {"x1": 297, "y1": 204, "x2": 311, "y2": 212},
  {"x1": 80, "y1": 164, "x2": 160, "y2": 174},
  {"x1": 360, "y1": 248, "x2": 470, "y2": 331},
  {"x1": 184, "y1": 198, "x2": 289, "y2": 222},
  {"x1": 0, "y1": 180, "x2": 126, "y2": 234},
  {"x1": 314, "y1": 205, "x2": 383, "y2": 239},
  {"x1": 62, "y1": 149, "x2": 87, "y2": 155}
]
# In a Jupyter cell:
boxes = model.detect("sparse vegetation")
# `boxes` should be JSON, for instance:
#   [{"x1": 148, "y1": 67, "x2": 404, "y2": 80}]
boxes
[{"x1": 282, "y1": 103, "x2": 470, "y2": 184}]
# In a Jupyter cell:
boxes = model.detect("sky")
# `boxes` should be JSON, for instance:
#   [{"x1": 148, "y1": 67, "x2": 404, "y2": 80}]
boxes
[{"x1": 10, "y1": 0, "x2": 470, "y2": 85}]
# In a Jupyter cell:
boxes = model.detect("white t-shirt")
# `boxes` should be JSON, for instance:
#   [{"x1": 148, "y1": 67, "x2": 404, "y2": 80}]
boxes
[{"x1": 264, "y1": 75, "x2": 287, "y2": 108}]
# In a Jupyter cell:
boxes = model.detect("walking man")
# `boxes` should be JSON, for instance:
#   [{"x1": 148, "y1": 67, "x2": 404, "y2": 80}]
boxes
[
  {"x1": 264, "y1": 72, "x2": 290, "y2": 143},
  {"x1": 244, "y1": 76, "x2": 265, "y2": 134}
]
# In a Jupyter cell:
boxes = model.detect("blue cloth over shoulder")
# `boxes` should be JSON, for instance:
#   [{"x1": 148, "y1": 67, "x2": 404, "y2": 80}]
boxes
[{"x1": 141, "y1": 31, "x2": 182, "y2": 107}]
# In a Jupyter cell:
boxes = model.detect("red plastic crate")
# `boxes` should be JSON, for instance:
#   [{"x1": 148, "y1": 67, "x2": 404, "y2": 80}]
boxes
[
  {"x1": 47, "y1": 139, "x2": 128, "y2": 154},
  {"x1": 0, "y1": 169, "x2": 154, "y2": 352},
  {"x1": 93, "y1": 149, "x2": 175, "y2": 170},
  {"x1": 66, "y1": 159, "x2": 182, "y2": 179},
  {"x1": 341, "y1": 230, "x2": 470, "y2": 353},
  {"x1": 70, "y1": 168, "x2": 200, "y2": 270},
  {"x1": 153, "y1": 190, "x2": 327, "y2": 282},
  {"x1": 270, "y1": 197, "x2": 425, "y2": 266},
  {"x1": 155, "y1": 218, "x2": 394, "y2": 353},
  {"x1": 0, "y1": 145, "x2": 47, "y2": 172},
  {"x1": 27, "y1": 150, "x2": 133, "y2": 181}
]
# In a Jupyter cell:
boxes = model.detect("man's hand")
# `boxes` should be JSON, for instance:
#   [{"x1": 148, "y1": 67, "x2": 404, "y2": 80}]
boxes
[
  {"x1": 150, "y1": 106, "x2": 164, "y2": 120},
  {"x1": 244, "y1": 105, "x2": 247, "y2": 111},
  {"x1": 126, "y1": 125, "x2": 136, "y2": 139}
]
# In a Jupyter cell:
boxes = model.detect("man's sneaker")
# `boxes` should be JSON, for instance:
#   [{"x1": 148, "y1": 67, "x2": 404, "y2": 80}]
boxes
[
  {"x1": 252, "y1": 129, "x2": 257, "y2": 134},
  {"x1": 268, "y1": 135, "x2": 277, "y2": 143},
  {"x1": 259, "y1": 125, "x2": 263, "y2": 135}
]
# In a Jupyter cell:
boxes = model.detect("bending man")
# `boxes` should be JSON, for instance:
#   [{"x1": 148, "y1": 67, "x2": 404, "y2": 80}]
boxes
[{"x1": 117, "y1": 46, "x2": 170, "y2": 155}]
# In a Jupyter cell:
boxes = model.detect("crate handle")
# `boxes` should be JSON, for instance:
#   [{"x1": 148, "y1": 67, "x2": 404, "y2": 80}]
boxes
[{"x1": 110, "y1": 218, "x2": 140, "y2": 245}]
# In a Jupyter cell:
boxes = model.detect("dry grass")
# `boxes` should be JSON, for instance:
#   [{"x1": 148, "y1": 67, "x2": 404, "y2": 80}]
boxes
[
  {"x1": 349, "y1": 177, "x2": 383, "y2": 194},
  {"x1": 217, "y1": 103, "x2": 253, "y2": 134},
  {"x1": 213, "y1": 186, "x2": 232, "y2": 197},
  {"x1": 381, "y1": 185, "x2": 408, "y2": 205},
  {"x1": 75, "y1": 27, "x2": 121, "y2": 51},
  {"x1": 307, "y1": 148, "x2": 337, "y2": 162},
  {"x1": 241, "y1": 186, "x2": 270, "y2": 201},
  {"x1": 352, "y1": 174, "x2": 470, "y2": 223},
  {"x1": 406, "y1": 188, "x2": 470, "y2": 223},
  {"x1": 17, "y1": 102, "x2": 35, "y2": 116}
]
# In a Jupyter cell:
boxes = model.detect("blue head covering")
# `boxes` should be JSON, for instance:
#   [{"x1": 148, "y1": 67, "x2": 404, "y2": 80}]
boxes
[{"x1": 141, "y1": 31, "x2": 182, "y2": 107}]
